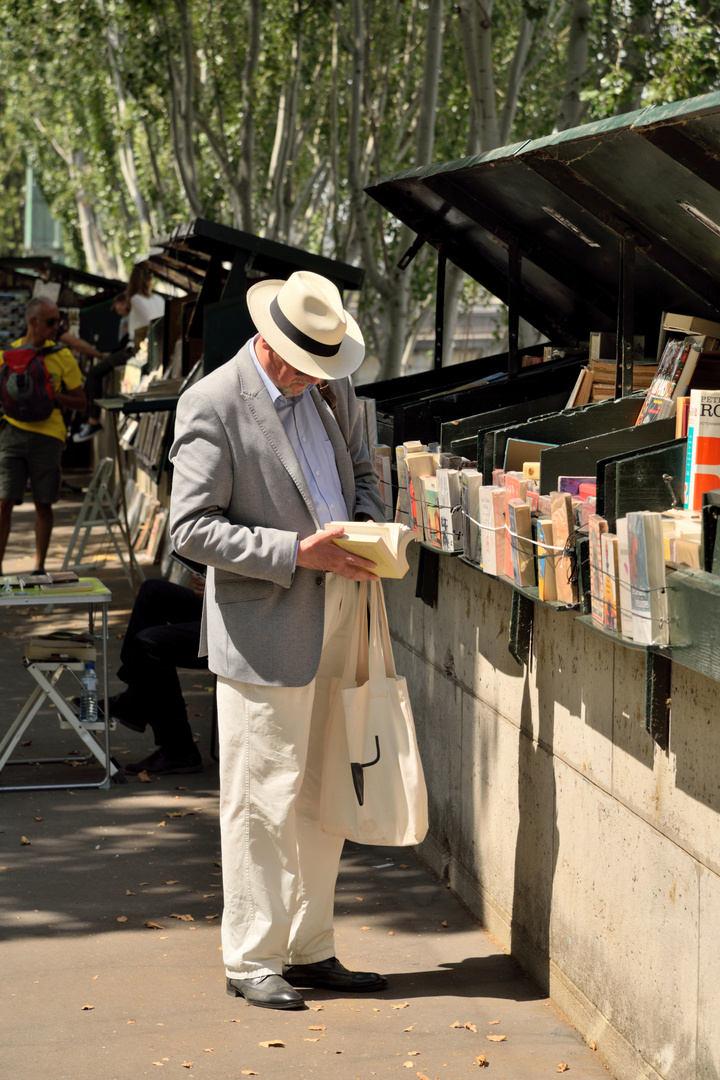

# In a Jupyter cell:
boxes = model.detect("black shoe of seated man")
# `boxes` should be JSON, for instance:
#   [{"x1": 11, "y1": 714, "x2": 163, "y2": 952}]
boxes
[
  {"x1": 124, "y1": 747, "x2": 203, "y2": 776},
  {"x1": 226, "y1": 973, "x2": 304, "y2": 1010},
  {"x1": 283, "y1": 956, "x2": 388, "y2": 992}
]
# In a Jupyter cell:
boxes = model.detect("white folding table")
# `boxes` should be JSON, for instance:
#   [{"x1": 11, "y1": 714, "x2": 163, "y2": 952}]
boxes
[{"x1": 0, "y1": 577, "x2": 126, "y2": 791}]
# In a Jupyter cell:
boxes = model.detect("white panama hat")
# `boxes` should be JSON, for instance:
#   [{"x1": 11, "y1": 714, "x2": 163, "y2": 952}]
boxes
[{"x1": 246, "y1": 270, "x2": 364, "y2": 380}]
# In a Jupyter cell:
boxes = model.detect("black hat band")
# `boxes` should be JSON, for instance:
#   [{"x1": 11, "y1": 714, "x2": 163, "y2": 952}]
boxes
[{"x1": 270, "y1": 296, "x2": 342, "y2": 358}]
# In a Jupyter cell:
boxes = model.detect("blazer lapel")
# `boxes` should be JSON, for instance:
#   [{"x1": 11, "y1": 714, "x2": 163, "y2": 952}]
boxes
[{"x1": 235, "y1": 347, "x2": 321, "y2": 526}]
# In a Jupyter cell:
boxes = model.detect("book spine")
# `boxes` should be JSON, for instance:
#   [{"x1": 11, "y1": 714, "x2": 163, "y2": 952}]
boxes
[
  {"x1": 601, "y1": 532, "x2": 619, "y2": 632},
  {"x1": 588, "y1": 514, "x2": 609, "y2": 625},
  {"x1": 686, "y1": 389, "x2": 720, "y2": 511},
  {"x1": 436, "y1": 469, "x2": 462, "y2": 553},
  {"x1": 615, "y1": 518, "x2": 633, "y2": 640},
  {"x1": 536, "y1": 518, "x2": 557, "y2": 602}
]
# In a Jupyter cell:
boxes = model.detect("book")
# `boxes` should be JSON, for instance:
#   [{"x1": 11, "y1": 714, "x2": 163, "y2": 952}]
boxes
[
  {"x1": 627, "y1": 511, "x2": 669, "y2": 646},
  {"x1": 684, "y1": 389, "x2": 720, "y2": 511},
  {"x1": 550, "y1": 492, "x2": 578, "y2": 604},
  {"x1": 536, "y1": 518, "x2": 557, "y2": 602},
  {"x1": 169, "y1": 550, "x2": 207, "y2": 578},
  {"x1": 17, "y1": 571, "x2": 80, "y2": 588},
  {"x1": 421, "y1": 475, "x2": 442, "y2": 547},
  {"x1": 404, "y1": 452, "x2": 436, "y2": 540},
  {"x1": 394, "y1": 446, "x2": 410, "y2": 526},
  {"x1": 507, "y1": 499, "x2": 535, "y2": 586},
  {"x1": 39, "y1": 579, "x2": 97, "y2": 594},
  {"x1": 459, "y1": 468, "x2": 483, "y2": 563},
  {"x1": 558, "y1": 475, "x2": 595, "y2": 497},
  {"x1": 324, "y1": 521, "x2": 415, "y2": 579},
  {"x1": 616, "y1": 518, "x2": 634, "y2": 640},
  {"x1": 675, "y1": 396, "x2": 691, "y2": 438},
  {"x1": 478, "y1": 486, "x2": 505, "y2": 576},
  {"x1": 436, "y1": 468, "x2": 462, "y2": 553},
  {"x1": 375, "y1": 445, "x2": 394, "y2": 521},
  {"x1": 588, "y1": 514, "x2": 609, "y2": 625},
  {"x1": 663, "y1": 312, "x2": 720, "y2": 337},
  {"x1": 504, "y1": 474, "x2": 528, "y2": 578},
  {"x1": 601, "y1": 532, "x2": 620, "y2": 632},
  {"x1": 635, "y1": 335, "x2": 703, "y2": 424}
]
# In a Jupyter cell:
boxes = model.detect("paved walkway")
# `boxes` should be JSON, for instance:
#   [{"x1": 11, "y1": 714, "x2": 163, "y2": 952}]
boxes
[{"x1": 0, "y1": 473, "x2": 614, "y2": 1079}]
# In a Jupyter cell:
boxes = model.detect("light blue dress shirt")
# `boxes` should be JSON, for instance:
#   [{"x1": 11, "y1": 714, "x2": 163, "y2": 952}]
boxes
[{"x1": 250, "y1": 338, "x2": 347, "y2": 528}]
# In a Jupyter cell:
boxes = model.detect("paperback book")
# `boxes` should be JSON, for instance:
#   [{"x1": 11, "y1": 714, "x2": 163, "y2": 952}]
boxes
[
  {"x1": 478, "y1": 486, "x2": 505, "y2": 576},
  {"x1": 535, "y1": 517, "x2": 557, "y2": 602},
  {"x1": 627, "y1": 511, "x2": 669, "y2": 646},
  {"x1": 507, "y1": 499, "x2": 535, "y2": 587},
  {"x1": 684, "y1": 388, "x2": 720, "y2": 511},
  {"x1": 436, "y1": 468, "x2": 463, "y2": 553},
  {"x1": 325, "y1": 521, "x2": 415, "y2": 579}
]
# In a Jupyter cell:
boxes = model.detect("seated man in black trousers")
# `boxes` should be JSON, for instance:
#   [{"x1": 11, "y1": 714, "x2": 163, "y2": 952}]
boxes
[{"x1": 111, "y1": 573, "x2": 207, "y2": 775}]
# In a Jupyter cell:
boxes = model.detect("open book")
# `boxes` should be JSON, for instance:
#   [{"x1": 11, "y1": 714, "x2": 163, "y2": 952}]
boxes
[{"x1": 324, "y1": 521, "x2": 415, "y2": 579}]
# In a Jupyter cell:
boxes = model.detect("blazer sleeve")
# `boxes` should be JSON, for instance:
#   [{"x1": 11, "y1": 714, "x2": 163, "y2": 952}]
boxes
[{"x1": 169, "y1": 385, "x2": 298, "y2": 589}]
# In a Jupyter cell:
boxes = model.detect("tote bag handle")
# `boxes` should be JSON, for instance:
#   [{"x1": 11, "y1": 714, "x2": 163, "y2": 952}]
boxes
[{"x1": 368, "y1": 580, "x2": 397, "y2": 684}]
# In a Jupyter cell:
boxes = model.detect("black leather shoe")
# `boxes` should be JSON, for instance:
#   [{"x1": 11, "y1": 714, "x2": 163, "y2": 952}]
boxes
[
  {"x1": 226, "y1": 973, "x2": 304, "y2": 1010},
  {"x1": 283, "y1": 956, "x2": 388, "y2": 992}
]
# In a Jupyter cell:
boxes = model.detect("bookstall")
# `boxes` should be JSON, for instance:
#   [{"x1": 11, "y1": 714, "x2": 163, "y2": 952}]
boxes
[
  {"x1": 361, "y1": 91, "x2": 720, "y2": 1080},
  {"x1": 95, "y1": 219, "x2": 365, "y2": 583}
]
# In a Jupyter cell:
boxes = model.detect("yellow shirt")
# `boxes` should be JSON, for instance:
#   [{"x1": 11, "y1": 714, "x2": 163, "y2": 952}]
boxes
[{"x1": 1, "y1": 338, "x2": 83, "y2": 443}]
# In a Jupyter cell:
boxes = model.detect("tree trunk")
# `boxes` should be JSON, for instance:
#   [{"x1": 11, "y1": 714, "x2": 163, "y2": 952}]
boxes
[
  {"x1": 556, "y1": 0, "x2": 591, "y2": 131},
  {"x1": 101, "y1": 5, "x2": 155, "y2": 247}
]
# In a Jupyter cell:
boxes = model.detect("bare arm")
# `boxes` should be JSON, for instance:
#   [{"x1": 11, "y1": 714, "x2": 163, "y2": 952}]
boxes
[
  {"x1": 60, "y1": 332, "x2": 102, "y2": 360},
  {"x1": 56, "y1": 385, "x2": 87, "y2": 412}
]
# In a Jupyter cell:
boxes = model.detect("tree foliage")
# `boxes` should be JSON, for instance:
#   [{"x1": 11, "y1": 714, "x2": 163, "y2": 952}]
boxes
[{"x1": 0, "y1": 0, "x2": 718, "y2": 376}]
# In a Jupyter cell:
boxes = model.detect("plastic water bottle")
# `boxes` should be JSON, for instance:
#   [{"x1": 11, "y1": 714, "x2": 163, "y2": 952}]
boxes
[{"x1": 78, "y1": 661, "x2": 98, "y2": 724}]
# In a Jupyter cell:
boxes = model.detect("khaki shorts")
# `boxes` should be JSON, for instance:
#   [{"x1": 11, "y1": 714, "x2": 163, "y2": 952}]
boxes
[{"x1": 0, "y1": 421, "x2": 64, "y2": 505}]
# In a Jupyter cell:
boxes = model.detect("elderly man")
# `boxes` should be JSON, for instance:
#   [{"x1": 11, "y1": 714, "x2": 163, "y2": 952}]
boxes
[
  {"x1": 170, "y1": 270, "x2": 387, "y2": 1010},
  {"x1": 0, "y1": 297, "x2": 86, "y2": 574}
]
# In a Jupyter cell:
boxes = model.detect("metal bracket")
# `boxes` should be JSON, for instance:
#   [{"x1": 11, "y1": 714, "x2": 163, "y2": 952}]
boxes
[
  {"x1": 398, "y1": 233, "x2": 427, "y2": 271},
  {"x1": 508, "y1": 590, "x2": 534, "y2": 667},
  {"x1": 645, "y1": 650, "x2": 671, "y2": 750}
]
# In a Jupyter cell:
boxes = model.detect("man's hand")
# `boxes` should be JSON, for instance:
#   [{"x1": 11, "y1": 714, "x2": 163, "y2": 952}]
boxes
[{"x1": 296, "y1": 527, "x2": 379, "y2": 581}]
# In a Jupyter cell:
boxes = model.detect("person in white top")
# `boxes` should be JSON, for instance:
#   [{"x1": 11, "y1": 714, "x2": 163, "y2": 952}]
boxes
[{"x1": 127, "y1": 261, "x2": 165, "y2": 341}]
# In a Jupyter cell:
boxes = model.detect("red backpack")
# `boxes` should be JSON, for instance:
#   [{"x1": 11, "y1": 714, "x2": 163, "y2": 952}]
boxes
[{"x1": 0, "y1": 343, "x2": 62, "y2": 423}]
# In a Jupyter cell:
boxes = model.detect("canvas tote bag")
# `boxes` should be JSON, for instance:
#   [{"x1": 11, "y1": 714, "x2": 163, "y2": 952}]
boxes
[{"x1": 320, "y1": 580, "x2": 428, "y2": 846}]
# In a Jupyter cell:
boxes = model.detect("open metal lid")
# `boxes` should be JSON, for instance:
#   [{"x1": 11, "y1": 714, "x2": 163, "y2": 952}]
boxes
[{"x1": 365, "y1": 91, "x2": 720, "y2": 347}]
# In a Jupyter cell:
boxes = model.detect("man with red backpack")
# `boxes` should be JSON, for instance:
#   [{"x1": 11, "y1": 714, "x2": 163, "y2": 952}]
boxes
[{"x1": 0, "y1": 297, "x2": 86, "y2": 574}]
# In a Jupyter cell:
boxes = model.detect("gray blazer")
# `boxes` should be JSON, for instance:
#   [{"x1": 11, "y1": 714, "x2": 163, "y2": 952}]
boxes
[{"x1": 169, "y1": 341, "x2": 384, "y2": 686}]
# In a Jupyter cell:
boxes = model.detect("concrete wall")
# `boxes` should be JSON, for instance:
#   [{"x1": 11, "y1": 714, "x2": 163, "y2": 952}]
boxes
[{"x1": 385, "y1": 546, "x2": 720, "y2": 1080}]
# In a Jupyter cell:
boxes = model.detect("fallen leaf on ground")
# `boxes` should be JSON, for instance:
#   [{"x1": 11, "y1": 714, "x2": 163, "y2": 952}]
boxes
[
  {"x1": 205, "y1": 914, "x2": 219, "y2": 920},
  {"x1": 309, "y1": 1005, "x2": 324, "y2": 1011},
  {"x1": 589, "y1": 1041, "x2": 597, "y2": 1051},
  {"x1": 139, "y1": 770, "x2": 151, "y2": 783},
  {"x1": 164, "y1": 880, "x2": 179, "y2": 885},
  {"x1": 144, "y1": 921, "x2": 165, "y2": 930},
  {"x1": 417, "y1": 1073, "x2": 433, "y2": 1080},
  {"x1": 151, "y1": 1063, "x2": 164, "y2": 1067},
  {"x1": 355, "y1": 896, "x2": 364, "y2": 901},
  {"x1": 117, "y1": 916, "x2": 127, "y2": 923},
  {"x1": 441, "y1": 921, "x2": 448, "y2": 927},
  {"x1": 240, "y1": 1072, "x2": 258, "y2": 1076},
  {"x1": 558, "y1": 1065, "x2": 569, "y2": 1073},
  {"x1": 203, "y1": 1048, "x2": 213, "y2": 1052},
  {"x1": 229, "y1": 1018, "x2": 242, "y2": 1023},
  {"x1": 169, "y1": 913, "x2": 194, "y2": 921},
  {"x1": 404, "y1": 1024, "x2": 417, "y2": 1031},
  {"x1": 475, "y1": 1054, "x2": 488, "y2": 1067},
  {"x1": 214, "y1": 861, "x2": 222, "y2": 867},
  {"x1": 157, "y1": 821, "x2": 166, "y2": 827},
  {"x1": 388, "y1": 931, "x2": 395, "y2": 935},
  {"x1": 403, "y1": 1063, "x2": 414, "y2": 1068},
  {"x1": 308, "y1": 1025, "x2": 326, "y2": 1030},
  {"x1": 181, "y1": 1063, "x2": 192, "y2": 1069},
  {"x1": 34, "y1": 815, "x2": 42, "y2": 821},
  {"x1": 259, "y1": 1040, "x2": 285, "y2": 1048},
  {"x1": 488, "y1": 1019, "x2": 500, "y2": 1025},
  {"x1": 20, "y1": 836, "x2": 31, "y2": 845},
  {"x1": 21, "y1": 739, "x2": 32, "y2": 747},
  {"x1": 487, "y1": 1034, "x2": 506, "y2": 1042},
  {"x1": 451, "y1": 1021, "x2": 462, "y2": 1028},
  {"x1": 81, "y1": 1005, "x2": 94, "y2": 1010},
  {"x1": 464, "y1": 1022, "x2": 478, "y2": 1032},
  {"x1": 407, "y1": 1050, "x2": 420, "y2": 1055},
  {"x1": 392, "y1": 1002, "x2": 409, "y2": 1010},
  {"x1": 93, "y1": 975, "x2": 99, "y2": 980},
  {"x1": 166, "y1": 811, "x2": 194, "y2": 818},
  {"x1": 126, "y1": 890, "x2": 136, "y2": 896},
  {"x1": 127, "y1": 1020, "x2": 136, "y2": 1024},
  {"x1": 361, "y1": 926, "x2": 371, "y2": 930},
  {"x1": 305, "y1": 1038, "x2": 320, "y2": 1042}
]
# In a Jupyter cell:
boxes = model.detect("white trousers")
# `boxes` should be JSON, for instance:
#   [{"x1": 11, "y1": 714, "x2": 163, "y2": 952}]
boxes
[{"x1": 217, "y1": 574, "x2": 358, "y2": 980}]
